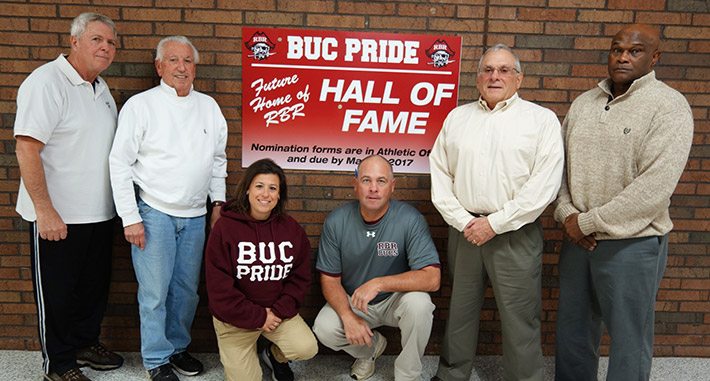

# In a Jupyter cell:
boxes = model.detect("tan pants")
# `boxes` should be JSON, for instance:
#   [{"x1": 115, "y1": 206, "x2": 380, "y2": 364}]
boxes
[
  {"x1": 313, "y1": 292, "x2": 435, "y2": 381},
  {"x1": 212, "y1": 314, "x2": 318, "y2": 381}
]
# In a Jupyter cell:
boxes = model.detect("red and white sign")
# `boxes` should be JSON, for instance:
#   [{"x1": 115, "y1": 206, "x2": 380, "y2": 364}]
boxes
[{"x1": 242, "y1": 27, "x2": 462, "y2": 173}]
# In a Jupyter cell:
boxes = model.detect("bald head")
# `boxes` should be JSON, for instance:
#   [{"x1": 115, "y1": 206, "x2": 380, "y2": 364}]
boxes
[
  {"x1": 608, "y1": 23, "x2": 661, "y2": 97},
  {"x1": 614, "y1": 23, "x2": 660, "y2": 51},
  {"x1": 357, "y1": 155, "x2": 394, "y2": 180}
]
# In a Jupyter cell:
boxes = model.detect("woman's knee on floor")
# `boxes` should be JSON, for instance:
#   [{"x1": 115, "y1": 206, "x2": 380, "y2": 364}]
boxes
[{"x1": 283, "y1": 333, "x2": 319, "y2": 361}]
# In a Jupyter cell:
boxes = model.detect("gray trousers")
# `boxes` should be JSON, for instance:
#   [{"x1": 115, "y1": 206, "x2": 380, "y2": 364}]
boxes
[
  {"x1": 436, "y1": 221, "x2": 544, "y2": 381},
  {"x1": 313, "y1": 291, "x2": 435, "y2": 381},
  {"x1": 555, "y1": 235, "x2": 668, "y2": 381}
]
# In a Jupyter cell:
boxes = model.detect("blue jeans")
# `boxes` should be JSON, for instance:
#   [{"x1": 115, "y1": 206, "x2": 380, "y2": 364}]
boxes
[{"x1": 132, "y1": 199, "x2": 206, "y2": 370}]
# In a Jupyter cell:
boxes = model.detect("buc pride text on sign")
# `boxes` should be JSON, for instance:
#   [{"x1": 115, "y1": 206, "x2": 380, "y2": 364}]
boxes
[{"x1": 242, "y1": 27, "x2": 462, "y2": 174}]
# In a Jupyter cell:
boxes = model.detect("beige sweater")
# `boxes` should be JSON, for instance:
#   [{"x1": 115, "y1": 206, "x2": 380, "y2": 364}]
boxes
[{"x1": 553, "y1": 71, "x2": 694, "y2": 240}]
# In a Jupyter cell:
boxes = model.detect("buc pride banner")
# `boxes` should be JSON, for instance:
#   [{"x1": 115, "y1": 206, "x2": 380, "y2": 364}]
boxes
[{"x1": 241, "y1": 27, "x2": 462, "y2": 174}]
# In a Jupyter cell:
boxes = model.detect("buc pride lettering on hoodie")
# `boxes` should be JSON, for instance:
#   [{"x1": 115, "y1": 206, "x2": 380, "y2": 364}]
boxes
[
  {"x1": 205, "y1": 199, "x2": 311, "y2": 330},
  {"x1": 236, "y1": 241, "x2": 294, "y2": 281}
]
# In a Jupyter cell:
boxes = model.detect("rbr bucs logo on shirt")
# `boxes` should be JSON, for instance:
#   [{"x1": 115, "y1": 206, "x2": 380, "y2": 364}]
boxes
[{"x1": 377, "y1": 242, "x2": 399, "y2": 257}]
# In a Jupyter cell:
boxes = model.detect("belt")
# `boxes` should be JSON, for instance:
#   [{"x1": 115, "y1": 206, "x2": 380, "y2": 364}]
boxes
[{"x1": 468, "y1": 211, "x2": 488, "y2": 218}]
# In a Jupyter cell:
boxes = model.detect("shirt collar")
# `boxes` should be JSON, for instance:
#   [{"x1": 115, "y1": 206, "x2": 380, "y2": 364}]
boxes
[
  {"x1": 56, "y1": 54, "x2": 91, "y2": 86},
  {"x1": 477, "y1": 92, "x2": 519, "y2": 113},
  {"x1": 599, "y1": 71, "x2": 656, "y2": 99},
  {"x1": 56, "y1": 54, "x2": 108, "y2": 97},
  {"x1": 159, "y1": 79, "x2": 194, "y2": 98}
]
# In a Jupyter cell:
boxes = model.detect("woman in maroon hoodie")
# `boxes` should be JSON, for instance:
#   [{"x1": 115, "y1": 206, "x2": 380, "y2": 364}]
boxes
[{"x1": 206, "y1": 158, "x2": 317, "y2": 381}]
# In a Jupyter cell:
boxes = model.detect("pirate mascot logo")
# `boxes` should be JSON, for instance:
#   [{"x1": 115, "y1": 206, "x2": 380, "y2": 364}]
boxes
[
  {"x1": 425, "y1": 39, "x2": 456, "y2": 68},
  {"x1": 245, "y1": 31, "x2": 276, "y2": 61}
]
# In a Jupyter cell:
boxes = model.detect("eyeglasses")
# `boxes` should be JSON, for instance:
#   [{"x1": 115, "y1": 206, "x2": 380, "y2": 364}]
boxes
[{"x1": 479, "y1": 65, "x2": 519, "y2": 77}]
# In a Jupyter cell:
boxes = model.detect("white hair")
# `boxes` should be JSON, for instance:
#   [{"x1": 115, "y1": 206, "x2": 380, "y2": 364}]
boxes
[
  {"x1": 478, "y1": 43, "x2": 522, "y2": 73},
  {"x1": 155, "y1": 36, "x2": 200, "y2": 63},
  {"x1": 70, "y1": 12, "x2": 117, "y2": 39}
]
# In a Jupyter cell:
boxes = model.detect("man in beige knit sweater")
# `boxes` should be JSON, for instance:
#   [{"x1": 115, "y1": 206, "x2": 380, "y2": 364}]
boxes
[{"x1": 553, "y1": 24, "x2": 694, "y2": 381}]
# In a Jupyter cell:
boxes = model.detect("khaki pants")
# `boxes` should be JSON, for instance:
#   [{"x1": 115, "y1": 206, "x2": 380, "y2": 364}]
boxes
[
  {"x1": 212, "y1": 314, "x2": 318, "y2": 381},
  {"x1": 313, "y1": 292, "x2": 435, "y2": 381},
  {"x1": 436, "y1": 222, "x2": 544, "y2": 381}
]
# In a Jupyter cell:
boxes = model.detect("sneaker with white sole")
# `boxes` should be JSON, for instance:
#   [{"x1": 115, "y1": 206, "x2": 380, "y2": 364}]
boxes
[
  {"x1": 169, "y1": 351, "x2": 203, "y2": 376},
  {"x1": 260, "y1": 343, "x2": 294, "y2": 381},
  {"x1": 75, "y1": 343, "x2": 123, "y2": 371},
  {"x1": 147, "y1": 364, "x2": 179, "y2": 381},
  {"x1": 350, "y1": 331, "x2": 387, "y2": 380}
]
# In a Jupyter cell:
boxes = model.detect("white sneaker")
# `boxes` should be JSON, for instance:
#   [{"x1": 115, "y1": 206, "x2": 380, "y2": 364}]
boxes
[{"x1": 350, "y1": 331, "x2": 387, "y2": 380}]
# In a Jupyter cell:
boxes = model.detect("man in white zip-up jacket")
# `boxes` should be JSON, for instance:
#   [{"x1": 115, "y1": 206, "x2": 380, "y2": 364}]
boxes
[{"x1": 109, "y1": 36, "x2": 227, "y2": 381}]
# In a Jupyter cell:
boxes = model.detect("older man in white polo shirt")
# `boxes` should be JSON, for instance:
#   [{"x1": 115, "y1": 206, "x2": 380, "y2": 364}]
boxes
[{"x1": 14, "y1": 12, "x2": 124, "y2": 381}]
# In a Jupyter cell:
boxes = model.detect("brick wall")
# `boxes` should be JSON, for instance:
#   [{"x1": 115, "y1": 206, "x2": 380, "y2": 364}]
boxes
[{"x1": 0, "y1": 0, "x2": 708, "y2": 358}]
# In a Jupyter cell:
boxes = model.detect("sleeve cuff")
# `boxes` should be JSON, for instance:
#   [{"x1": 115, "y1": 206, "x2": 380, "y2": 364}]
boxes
[
  {"x1": 209, "y1": 192, "x2": 226, "y2": 204},
  {"x1": 120, "y1": 211, "x2": 142, "y2": 227},
  {"x1": 454, "y1": 215, "x2": 475, "y2": 232},
  {"x1": 14, "y1": 131, "x2": 49, "y2": 144},
  {"x1": 486, "y1": 212, "x2": 504, "y2": 234},
  {"x1": 577, "y1": 212, "x2": 596, "y2": 236},
  {"x1": 317, "y1": 270, "x2": 342, "y2": 277},
  {"x1": 553, "y1": 203, "x2": 580, "y2": 223},
  {"x1": 271, "y1": 295, "x2": 298, "y2": 319}
]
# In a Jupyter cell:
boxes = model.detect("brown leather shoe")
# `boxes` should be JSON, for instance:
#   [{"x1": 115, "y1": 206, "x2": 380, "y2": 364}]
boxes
[{"x1": 45, "y1": 367, "x2": 91, "y2": 381}]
